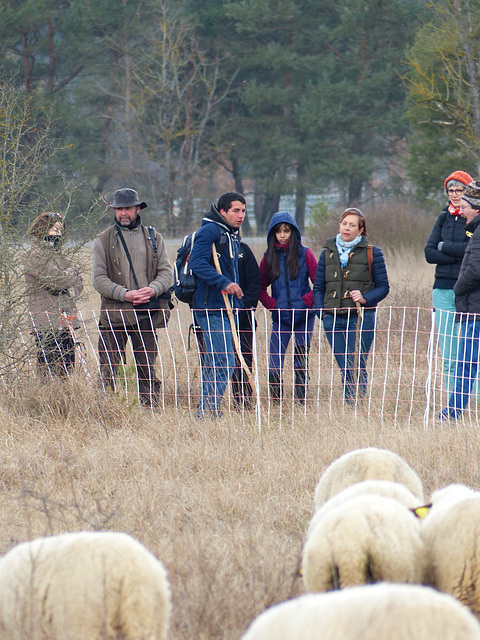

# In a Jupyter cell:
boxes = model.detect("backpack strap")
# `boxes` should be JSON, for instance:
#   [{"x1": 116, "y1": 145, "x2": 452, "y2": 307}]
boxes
[
  {"x1": 367, "y1": 244, "x2": 373, "y2": 278},
  {"x1": 147, "y1": 225, "x2": 158, "y2": 254}
]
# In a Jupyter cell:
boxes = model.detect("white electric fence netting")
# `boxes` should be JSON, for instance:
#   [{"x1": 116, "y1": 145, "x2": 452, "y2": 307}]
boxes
[{"x1": 8, "y1": 306, "x2": 480, "y2": 428}]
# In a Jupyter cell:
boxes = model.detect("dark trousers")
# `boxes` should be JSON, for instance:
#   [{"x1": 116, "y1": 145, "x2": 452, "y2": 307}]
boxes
[
  {"x1": 34, "y1": 329, "x2": 75, "y2": 377},
  {"x1": 98, "y1": 316, "x2": 160, "y2": 407},
  {"x1": 231, "y1": 325, "x2": 255, "y2": 409}
]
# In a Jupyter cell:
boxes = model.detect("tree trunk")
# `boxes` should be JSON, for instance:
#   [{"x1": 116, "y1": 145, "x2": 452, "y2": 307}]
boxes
[
  {"x1": 20, "y1": 30, "x2": 33, "y2": 92},
  {"x1": 348, "y1": 177, "x2": 363, "y2": 205},
  {"x1": 230, "y1": 148, "x2": 251, "y2": 234},
  {"x1": 348, "y1": 133, "x2": 364, "y2": 204},
  {"x1": 123, "y1": 36, "x2": 135, "y2": 172},
  {"x1": 166, "y1": 154, "x2": 177, "y2": 236},
  {"x1": 260, "y1": 192, "x2": 281, "y2": 232},
  {"x1": 295, "y1": 161, "x2": 307, "y2": 232},
  {"x1": 458, "y1": 2, "x2": 480, "y2": 170},
  {"x1": 47, "y1": 19, "x2": 56, "y2": 91},
  {"x1": 94, "y1": 103, "x2": 114, "y2": 194}
]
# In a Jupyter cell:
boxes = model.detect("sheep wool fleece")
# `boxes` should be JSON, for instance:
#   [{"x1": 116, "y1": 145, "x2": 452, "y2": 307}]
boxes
[
  {"x1": 314, "y1": 447, "x2": 424, "y2": 509},
  {"x1": 302, "y1": 494, "x2": 426, "y2": 592},
  {"x1": 240, "y1": 584, "x2": 480, "y2": 640},
  {"x1": 0, "y1": 531, "x2": 171, "y2": 640},
  {"x1": 421, "y1": 483, "x2": 480, "y2": 616},
  {"x1": 310, "y1": 479, "x2": 422, "y2": 528}
]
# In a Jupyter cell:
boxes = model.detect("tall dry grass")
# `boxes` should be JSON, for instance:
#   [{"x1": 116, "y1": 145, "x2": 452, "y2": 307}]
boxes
[
  {"x1": 1, "y1": 373, "x2": 480, "y2": 640},
  {"x1": 0, "y1": 201, "x2": 474, "y2": 640}
]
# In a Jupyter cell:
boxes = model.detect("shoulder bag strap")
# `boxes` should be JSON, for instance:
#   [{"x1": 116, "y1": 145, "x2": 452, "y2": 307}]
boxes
[{"x1": 116, "y1": 228, "x2": 140, "y2": 290}]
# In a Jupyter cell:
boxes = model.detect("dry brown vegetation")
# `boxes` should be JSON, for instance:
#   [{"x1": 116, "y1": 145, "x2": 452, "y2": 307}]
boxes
[
  {"x1": 1, "y1": 203, "x2": 476, "y2": 640},
  {"x1": 1, "y1": 359, "x2": 480, "y2": 640}
]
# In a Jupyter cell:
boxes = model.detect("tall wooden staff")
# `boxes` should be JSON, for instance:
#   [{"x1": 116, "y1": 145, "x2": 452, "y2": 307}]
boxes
[
  {"x1": 353, "y1": 301, "x2": 363, "y2": 387},
  {"x1": 211, "y1": 244, "x2": 257, "y2": 400}
]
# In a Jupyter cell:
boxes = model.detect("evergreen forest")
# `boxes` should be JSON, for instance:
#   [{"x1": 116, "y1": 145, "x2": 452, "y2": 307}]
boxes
[{"x1": 1, "y1": 0, "x2": 479, "y2": 234}]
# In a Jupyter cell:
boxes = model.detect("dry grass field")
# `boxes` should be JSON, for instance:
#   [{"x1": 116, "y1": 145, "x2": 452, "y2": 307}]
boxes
[
  {"x1": 1, "y1": 203, "x2": 477, "y2": 639},
  {"x1": 1, "y1": 379, "x2": 479, "y2": 640}
]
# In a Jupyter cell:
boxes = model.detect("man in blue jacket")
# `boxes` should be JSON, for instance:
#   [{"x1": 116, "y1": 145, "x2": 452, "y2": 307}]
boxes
[{"x1": 189, "y1": 193, "x2": 245, "y2": 418}]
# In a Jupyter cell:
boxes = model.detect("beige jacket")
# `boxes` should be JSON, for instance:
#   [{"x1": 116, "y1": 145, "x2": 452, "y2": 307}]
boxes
[
  {"x1": 24, "y1": 242, "x2": 84, "y2": 331},
  {"x1": 92, "y1": 223, "x2": 173, "y2": 328}
]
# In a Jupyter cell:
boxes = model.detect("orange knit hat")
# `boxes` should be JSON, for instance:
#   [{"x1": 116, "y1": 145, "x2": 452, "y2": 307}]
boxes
[{"x1": 444, "y1": 171, "x2": 473, "y2": 190}]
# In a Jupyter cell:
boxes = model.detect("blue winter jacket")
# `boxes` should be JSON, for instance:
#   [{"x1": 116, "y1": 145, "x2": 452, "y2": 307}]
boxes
[
  {"x1": 266, "y1": 211, "x2": 315, "y2": 324},
  {"x1": 189, "y1": 204, "x2": 242, "y2": 311},
  {"x1": 454, "y1": 213, "x2": 480, "y2": 315}
]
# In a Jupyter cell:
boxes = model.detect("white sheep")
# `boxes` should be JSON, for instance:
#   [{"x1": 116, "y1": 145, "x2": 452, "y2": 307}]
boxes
[
  {"x1": 318, "y1": 478, "x2": 421, "y2": 514},
  {"x1": 427, "y1": 482, "x2": 478, "y2": 508},
  {"x1": 302, "y1": 494, "x2": 426, "y2": 592},
  {"x1": 421, "y1": 483, "x2": 480, "y2": 617},
  {"x1": 0, "y1": 531, "x2": 171, "y2": 640},
  {"x1": 306, "y1": 479, "x2": 422, "y2": 537},
  {"x1": 240, "y1": 583, "x2": 480, "y2": 640},
  {"x1": 314, "y1": 447, "x2": 424, "y2": 509}
]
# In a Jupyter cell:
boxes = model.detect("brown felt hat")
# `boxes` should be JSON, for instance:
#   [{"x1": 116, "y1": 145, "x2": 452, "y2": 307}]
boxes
[{"x1": 109, "y1": 188, "x2": 147, "y2": 210}]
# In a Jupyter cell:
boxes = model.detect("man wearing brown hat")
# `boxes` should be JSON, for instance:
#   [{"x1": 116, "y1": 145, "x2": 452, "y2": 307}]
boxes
[
  {"x1": 441, "y1": 180, "x2": 480, "y2": 420},
  {"x1": 92, "y1": 188, "x2": 173, "y2": 408}
]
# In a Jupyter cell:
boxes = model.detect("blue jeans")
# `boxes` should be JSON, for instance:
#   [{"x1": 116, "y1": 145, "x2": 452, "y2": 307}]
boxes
[
  {"x1": 268, "y1": 312, "x2": 316, "y2": 378},
  {"x1": 194, "y1": 310, "x2": 235, "y2": 413},
  {"x1": 433, "y1": 288, "x2": 459, "y2": 392},
  {"x1": 445, "y1": 317, "x2": 480, "y2": 417},
  {"x1": 322, "y1": 309, "x2": 376, "y2": 402}
]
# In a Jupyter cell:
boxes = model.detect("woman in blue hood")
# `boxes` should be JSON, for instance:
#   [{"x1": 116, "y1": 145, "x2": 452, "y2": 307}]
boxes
[{"x1": 259, "y1": 212, "x2": 318, "y2": 404}]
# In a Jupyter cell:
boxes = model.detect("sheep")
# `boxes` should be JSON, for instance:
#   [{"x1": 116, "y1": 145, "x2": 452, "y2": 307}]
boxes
[
  {"x1": 302, "y1": 494, "x2": 426, "y2": 592},
  {"x1": 420, "y1": 483, "x2": 480, "y2": 617},
  {"x1": 0, "y1": 531, "x2": 171, "y2": 640},
  {"x1": 316, "y1": 478, "x2": 421, "y2": 515},
  {"x1": 314, "y1": 447, "x2": 424, "y2": 509},
  {"x1": 427, "y1": 482, "x2": 478, "y2": 508},
  {"x1": 240, "y1": 583, "x2": 480, "y2": 640},
  {"x1": 306, "y1": 479, "x2": 422, "y2": 537}
]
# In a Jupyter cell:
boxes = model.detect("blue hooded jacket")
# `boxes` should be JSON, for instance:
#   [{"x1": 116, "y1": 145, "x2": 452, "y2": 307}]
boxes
[
  {"x1": 189, "y1": 204, "x2": 242, "y2": 311},
  {"x1": 265, "y1": 211, "x2": 314, "y2": 322}
]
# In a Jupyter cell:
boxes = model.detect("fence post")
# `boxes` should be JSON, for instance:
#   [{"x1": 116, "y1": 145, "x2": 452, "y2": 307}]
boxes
[{"x1": 424, "y1": 308, "x2": 436, "y2": 429}]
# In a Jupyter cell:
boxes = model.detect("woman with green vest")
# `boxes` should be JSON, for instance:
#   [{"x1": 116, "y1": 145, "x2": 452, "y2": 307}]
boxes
[{"x1": 313, "y1": 208, "x2": 389, "y2": 404}]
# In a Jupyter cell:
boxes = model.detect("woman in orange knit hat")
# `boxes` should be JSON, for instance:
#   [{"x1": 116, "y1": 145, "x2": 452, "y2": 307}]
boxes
[{"x1": 425, "y1": 171, "x2": 473, "y2": 393}]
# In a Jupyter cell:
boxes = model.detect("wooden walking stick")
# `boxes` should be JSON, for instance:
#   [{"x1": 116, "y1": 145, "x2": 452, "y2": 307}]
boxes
[
  {"x1": 211, "y1": 243, "x2": 257, "y2": 399},
  {"x1": 353, "y1": 300, "x2": 363, "y2": 387}
]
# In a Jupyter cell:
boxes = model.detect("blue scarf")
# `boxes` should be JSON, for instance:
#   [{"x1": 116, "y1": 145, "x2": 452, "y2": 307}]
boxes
[{"x1": 336, "y1": 233, "x2": 362, "y2": 268}]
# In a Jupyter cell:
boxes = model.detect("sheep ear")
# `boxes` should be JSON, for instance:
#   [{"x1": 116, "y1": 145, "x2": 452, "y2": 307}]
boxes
[{"x1": 411, "y1": 504, "x2": 432, "y2": 519}]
